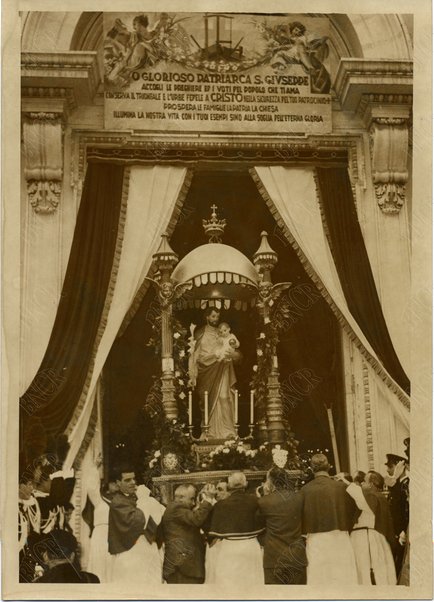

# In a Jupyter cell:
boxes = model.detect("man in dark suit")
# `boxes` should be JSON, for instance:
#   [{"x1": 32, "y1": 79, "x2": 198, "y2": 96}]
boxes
[
  {"x1": 384, "y1": 452, "x2": 409, "y2": 574},
  {"x1": 257, "y1": 467, "x2": 307, "y2": 584},
  {"x1": 161, "y1": 483, "x2": 215, "y2": 584},
  {"x1": 34, "y1": 529, "x2": 99, "y2": 583}
]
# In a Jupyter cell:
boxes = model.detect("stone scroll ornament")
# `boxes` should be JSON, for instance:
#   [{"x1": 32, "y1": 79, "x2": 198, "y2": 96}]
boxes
[
  {"x1": 369, "y1": 116, "x2": 409, "y2": 215},
  {"x1": 23, "y1": 112, "x2": 64, "y2": 214}
]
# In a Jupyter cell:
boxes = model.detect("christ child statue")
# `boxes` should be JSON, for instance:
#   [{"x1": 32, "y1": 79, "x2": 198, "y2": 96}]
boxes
[{"x1": 215, "y1": 322, "x2": 240, "y2": 361}]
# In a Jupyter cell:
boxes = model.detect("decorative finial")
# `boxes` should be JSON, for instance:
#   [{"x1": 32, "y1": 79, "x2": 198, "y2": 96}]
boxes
[
  {"x1": 152, "y1": 233, "x2": 179, "y2": 276},
  {"x1": 253, "y1": 231, "x2": 278, "y2": 282},
  {"x1": 203, "y1": 205, "x2": 226, "y2": 243}
]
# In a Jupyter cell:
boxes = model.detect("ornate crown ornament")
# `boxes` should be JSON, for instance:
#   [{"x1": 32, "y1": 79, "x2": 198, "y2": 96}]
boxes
[{"x1": 202, "y1": 204, "x2": 226, "y2": 243}]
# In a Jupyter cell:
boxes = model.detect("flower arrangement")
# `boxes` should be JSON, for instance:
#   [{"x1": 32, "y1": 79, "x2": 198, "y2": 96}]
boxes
[
  {"x1": 143, "y1": 417, "x2": 197, "y2": 485},
  {"x1": 205, "y1": 439, "x2": 258, "y2": 470},
  {"x1": 203, "y1": 437, "x2": 302, "y2": 472}
]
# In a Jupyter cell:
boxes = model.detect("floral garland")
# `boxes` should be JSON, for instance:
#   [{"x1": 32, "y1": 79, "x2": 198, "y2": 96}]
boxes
[
  {"x1": 203, "y1": 438, "x2": 302, "y2": 472},
  {"x1": 142, "y1": 311, "x2": 195, "y2": 482},
  {"x1": 250, "y1": 290, "x2": 298, "y2": 421}
]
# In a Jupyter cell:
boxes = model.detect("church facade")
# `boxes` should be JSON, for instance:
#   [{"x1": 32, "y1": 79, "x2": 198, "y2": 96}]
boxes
[{"x1": 17, "y1": 10, "x2": 414, "y2": 545}]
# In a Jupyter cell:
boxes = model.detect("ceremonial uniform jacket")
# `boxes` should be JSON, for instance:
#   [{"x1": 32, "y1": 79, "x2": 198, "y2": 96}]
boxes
[
  {"x1": 208, "y1": 489, "x2": 265, "y2": 539},
  {"x1": 387, "y1": 477, "x2": 409, "y2": 537},
  {"x1": 108, "y1": 492, "x2": 145, "y2": 555},
  {"x1": 257, "y1": 490, "x2": 306, "y2": 570},
  {"x1": 34, "y1": 472, "x2": 76, "y2": 533},
  {"x1": 161, "y1": 500, "x2": 212, "y2": 582},
  {"x1": 299, "y1": 475, "x2": 355, "y2": 534}
]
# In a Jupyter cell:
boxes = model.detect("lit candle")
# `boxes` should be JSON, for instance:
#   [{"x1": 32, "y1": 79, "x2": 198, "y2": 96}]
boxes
[
  {"x1": 273, "y1": 355, "x2": 278, "y2": 369},
  {"x1": 188, "y1": 391, "x2": 193, "y2": 426},
  {"x1": 234, "y1": 390, "x2": 239, "y2": 424},
  {"x1": 250, "y1": 390, "x2": 254, "y2": 424},
  {"x1": 204, "y1": 391, "x2": 209, "y2": 426}
]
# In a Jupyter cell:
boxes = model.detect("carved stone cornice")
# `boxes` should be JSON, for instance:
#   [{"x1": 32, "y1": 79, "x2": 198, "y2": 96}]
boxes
[
  {"x1": 334, "y1": 59, "x2": 413, "y2": 113},
  {"x1": 86, "y1": 143, "x2": 349, "y2": 165},
  {"x1": 21, "y1": 52, "x2": 100, "y2": 111},
  {"x1": 70, "y1": 131, "x2": 362, "y2": 207},
  {"x1": 334, "y1": 59, "x2": 412, "y2": 215},
  {"x1": 357, "y1": 94, "x2": 413, "y2": 122},
  {"x1": 21, "y1": 53, "x2": 100, "y2": 214}
]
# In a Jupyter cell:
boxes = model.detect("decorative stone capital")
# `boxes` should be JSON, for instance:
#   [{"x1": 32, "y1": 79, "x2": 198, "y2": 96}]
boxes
[
  {"x1": 367, "y1": 106, "x2": 411, "y2": 215},
  {"x1": 21, "y1": 52, "x2": 100, "y2": 214},
  {"x1": 334, "y1": 59, "x2": 412, "y2": 215},
  {"x1": 27, "y1": 179, "x2": 62, "y2": 215},
  {"x1": 22, "y1": 110, "x2": 64, "y2": 214}
]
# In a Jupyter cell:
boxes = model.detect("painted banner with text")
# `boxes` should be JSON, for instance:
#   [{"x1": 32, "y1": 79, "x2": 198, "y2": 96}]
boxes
[{"x1": 103, "y1": 12, "x2": 332, "y2": 134}]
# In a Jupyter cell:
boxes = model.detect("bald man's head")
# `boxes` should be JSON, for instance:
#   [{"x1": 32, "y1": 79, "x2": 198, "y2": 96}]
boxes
[
  {"x1": 174, "y1": 484, "x2": 196, "y2": 508},
  {"x1": 228, "y1": 472, "x2": 247, "y2": 491}
]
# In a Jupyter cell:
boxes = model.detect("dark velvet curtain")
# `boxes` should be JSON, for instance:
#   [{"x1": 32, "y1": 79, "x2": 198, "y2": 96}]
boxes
[
  {"x1": 20, "y1": 161, "x2": 126, "y2": 455},
  {"x1": 316, "y1": 167, "x2": 410, "y2": 394}
]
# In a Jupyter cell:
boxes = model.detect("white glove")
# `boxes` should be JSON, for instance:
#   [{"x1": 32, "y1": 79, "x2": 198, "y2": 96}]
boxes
[
  {"x1": 399, "y1": 531, "x2": 407, "y2": 546},
  {"x1": 393, "y1": 460, "x2": 406, "y2": 480}
]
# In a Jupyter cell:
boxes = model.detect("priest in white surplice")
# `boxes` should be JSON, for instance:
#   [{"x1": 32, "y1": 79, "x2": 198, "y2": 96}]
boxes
[{"x1": 108, "y1": 466, "x2": 165, "y2": 584}]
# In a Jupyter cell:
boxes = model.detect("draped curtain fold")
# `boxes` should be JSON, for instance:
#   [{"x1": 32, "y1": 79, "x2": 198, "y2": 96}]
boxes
[
  {"x1": 20, "y1": 162, "x2": 127, "y2": 461},
  {"x1": 251, "y1": 166, "x2": 410, "y2": 405},
  {"x1": 344, "y1": 335, "x2": 409, "y2": 473},
  {"x1": 64, "y1": 165, "x2": 191, "y2": 468},
  {"x1": 315, "y1": 167, "x2": 409, "y2": 394}
]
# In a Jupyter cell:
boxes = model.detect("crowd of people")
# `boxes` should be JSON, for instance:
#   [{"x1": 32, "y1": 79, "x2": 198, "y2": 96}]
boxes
[{"x1": 18, "y1": 442, "x2": 409, "y2": 587}]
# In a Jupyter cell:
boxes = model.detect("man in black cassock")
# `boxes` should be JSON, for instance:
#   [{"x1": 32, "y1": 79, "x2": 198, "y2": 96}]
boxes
[
  {"x1": 205, "y1": 472, "x2": 265, "y2": 586},
  {"x1": 257, "y1": 467, "x2": 307, "y2": 585},
  {"x1": 299, "y1": 453, "x2": 358, "y2": 585}
]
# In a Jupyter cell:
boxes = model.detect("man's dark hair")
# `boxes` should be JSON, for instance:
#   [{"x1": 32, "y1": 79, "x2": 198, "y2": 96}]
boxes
[
  {"x1": 217, "y1": 477, "x2": 228, "y2": 484},
  {"x1": 204, "y1": 306, "x2": 220, "y2": 318},
  {"x1": 268, "y1": 466, "x2": 293, "y2": 490},
  {"x1": 44, "y1": 529, "x2": 78, "y2": 560},
  {"x1": 112, "y1": 463, "x2": 135, "y2": 482},
  {"x1": 353, "y1": 470, "x2": 366, "y2": 485},
  {"x1": 367, "y1": 470, "x2": 384, "y2": 491},
  {"x1": 310, "y1": 453, "x2": 330, "y2": 473}
]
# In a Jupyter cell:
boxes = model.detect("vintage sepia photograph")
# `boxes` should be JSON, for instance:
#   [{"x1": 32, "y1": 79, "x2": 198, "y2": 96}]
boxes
[{"x1": 2, "y1": 0, "x2": 432, "y2": 599}]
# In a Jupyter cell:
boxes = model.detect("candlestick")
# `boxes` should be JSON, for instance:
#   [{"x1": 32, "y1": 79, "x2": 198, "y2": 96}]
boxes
[
  {"x1": 250, "y1": 390, "x2": 254, "y2": 424},
  {"x1": 188, "y1": 391, "x2": 193, "y2": 426},
  {"x1": 234, "y1": 390, "x2": 239, "y2": 424},
  {"x1": 204, "y1": 391, "x2": 209, "y2": 426}
]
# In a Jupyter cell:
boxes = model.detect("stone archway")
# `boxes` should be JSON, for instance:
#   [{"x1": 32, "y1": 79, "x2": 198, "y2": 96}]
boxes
[{"x1": 21, "y1": 11, "x2": 413, "y2": 62}]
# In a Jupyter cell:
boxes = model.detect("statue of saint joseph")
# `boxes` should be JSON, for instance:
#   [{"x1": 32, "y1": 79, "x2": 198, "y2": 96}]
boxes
[{"x1": 189, "y1": 307, "x2": 241, "y2": 439}]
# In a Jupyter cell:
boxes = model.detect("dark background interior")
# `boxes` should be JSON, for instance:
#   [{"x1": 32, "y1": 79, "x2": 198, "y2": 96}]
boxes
[{"x1": 103, "y1": 167, "x2": 349, "y2": 473}]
